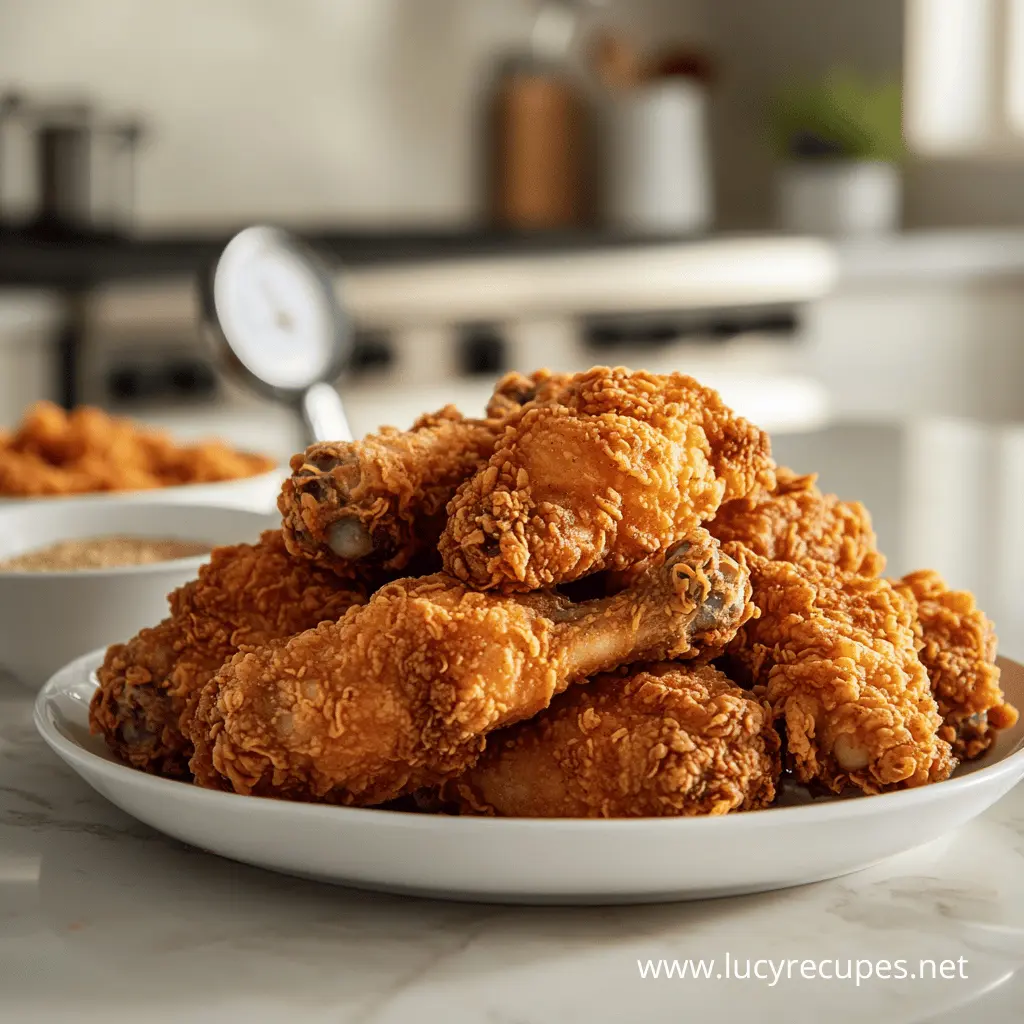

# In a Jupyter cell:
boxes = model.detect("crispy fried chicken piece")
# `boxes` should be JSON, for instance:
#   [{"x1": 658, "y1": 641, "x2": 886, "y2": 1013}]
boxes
[
  {"x1": 434, "y1": 663, "x2": 780, "y2": 818},
  {"x1": 277, "y1": 372, "x2": 574, "y2": 578},
  {"x1": 723, "y1": 546, "x2": 954, "y2": 794},
  {"x1": 441, "y1": 366, "x2": 775, "y2": 592},
  {"x1": 188, "y1": 529, "x2": 754, "y2": 806},
  {"x1": 91, "y1": 618, "x2": 210, "y2": 778},
  {"x1": 709, "y1": 468, "x2": 885, "y2": 576},
  {"x1": 895, "y1": 570, "x2": 1018, "y2": 760},
  {"x1": 710, "y1": 475, "x2": 1013, "y2": 760},
  {"x1": 89, "y1": 530, "x2": 367, "y2": 777},
  {"x1": 278, "y1": 405, "x2": 500, "y2": 577},
  {"x1": 0, "y1": 445, "x2": 105, "y2": 496},
  {"x1": 0, "y1": 401, "x2": 272, "y2": 496},
  {"x1": 484, "y1": 369, "x2": 571, "y2": 419}
]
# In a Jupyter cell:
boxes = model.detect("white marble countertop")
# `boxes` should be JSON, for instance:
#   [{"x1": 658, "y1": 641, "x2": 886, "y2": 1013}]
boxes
[{"x1": 2, "y1": 671, "x2": 1023, "y2": 1024}]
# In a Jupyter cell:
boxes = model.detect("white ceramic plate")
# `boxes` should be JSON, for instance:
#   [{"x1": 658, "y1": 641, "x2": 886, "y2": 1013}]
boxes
[{"x1": 34, "y1": 651, "x2": 1024, "y2": 905}]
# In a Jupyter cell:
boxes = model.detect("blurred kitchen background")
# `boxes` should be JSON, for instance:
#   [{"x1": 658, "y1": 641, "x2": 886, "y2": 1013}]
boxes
[{"x1": 2, "y1": 0, "x2": 1024, "y2": 649}]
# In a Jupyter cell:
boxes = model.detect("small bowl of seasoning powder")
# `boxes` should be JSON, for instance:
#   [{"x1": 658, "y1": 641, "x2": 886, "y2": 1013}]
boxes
[{"x1": 0, "y1": 502, "x2": 276, "y2": 688}]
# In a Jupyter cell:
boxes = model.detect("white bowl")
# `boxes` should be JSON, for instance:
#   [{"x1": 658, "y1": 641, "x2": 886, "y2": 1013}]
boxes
[
  {"x1": 32, "y1": 650, "x2": 1024, "y2": 904},
  {"x1": 0, "y1": 465, "x2": 286, "y2": 514},
  {"x1": 0, "y1": 502, "x2": 277, "y2": 688}
]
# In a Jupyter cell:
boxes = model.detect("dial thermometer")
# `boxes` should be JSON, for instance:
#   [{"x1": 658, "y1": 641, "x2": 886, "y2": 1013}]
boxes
[{"x1": 202, "y1": 226, "x2": 354, "y2": 443}]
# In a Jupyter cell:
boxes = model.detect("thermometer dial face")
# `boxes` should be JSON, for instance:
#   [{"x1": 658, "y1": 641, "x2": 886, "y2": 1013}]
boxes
[{"x1": 211, "y1": 227, "x2": 343, "y2": 392}]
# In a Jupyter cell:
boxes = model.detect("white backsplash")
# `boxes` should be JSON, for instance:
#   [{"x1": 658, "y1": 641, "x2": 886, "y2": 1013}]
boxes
[{"x1": 0, "y1": 0, "x2": 704, "y2": 232}]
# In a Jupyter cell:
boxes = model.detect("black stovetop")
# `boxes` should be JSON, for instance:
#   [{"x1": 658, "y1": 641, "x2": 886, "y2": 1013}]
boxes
[{"x1": 0, "y1": 226, "x2": 704, "y2": 289}]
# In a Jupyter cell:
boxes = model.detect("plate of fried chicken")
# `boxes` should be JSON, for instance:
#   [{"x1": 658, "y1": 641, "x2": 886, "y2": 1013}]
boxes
[
  {"x1": 34, "y1": 366, "x2": 1024, "y2": 902},
  {"x1": 0, "y1": 401, "x2": 278, "y2": 502}
]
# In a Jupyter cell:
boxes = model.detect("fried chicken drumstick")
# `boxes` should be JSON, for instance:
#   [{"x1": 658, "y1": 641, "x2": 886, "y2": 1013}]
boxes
[
  {"x1": 278, "y1": 405, "x2": 500, "y2": 577},
  {"x1": 434, "y1": 663, "x2": 780, "y2": 818},
  {"x1": 723, "y1": 547, "x2": 954, "y2": 794},
  {"x1": 708, "y1": 471, "x2": 1016, "y2": 760},
  {"x1": 89, "y1": 531, "x2": 367, "y2": 777},
  {"x1": 188, "y1": 529, "x2": 753, "y2": 806},
  {"x1": 709, "y1": 468, "x2": 884, "y2": 576},
  {"x1": 278, "y1": 372, "x2": 571, "y2": 579},
  {"x1": 896, "y1": 570, "x2": 1018, "y2": 760},
  {"x1": 442, "y1": 366, "x2": 775, "y2": 592}
]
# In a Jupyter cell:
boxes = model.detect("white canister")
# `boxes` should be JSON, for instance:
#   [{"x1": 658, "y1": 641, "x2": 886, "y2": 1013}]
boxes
[
  {"x1": 605, "y1": 79, "x2": 712, "y2": 235},
  {"x1": 777, "y1": 160, "x2": 901, "y2": 236}
]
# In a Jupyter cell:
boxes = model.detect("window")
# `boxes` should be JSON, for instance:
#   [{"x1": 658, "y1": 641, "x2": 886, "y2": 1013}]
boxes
[{"x1": 905, "y1": 0, "x2": 1024, "y2": 153}]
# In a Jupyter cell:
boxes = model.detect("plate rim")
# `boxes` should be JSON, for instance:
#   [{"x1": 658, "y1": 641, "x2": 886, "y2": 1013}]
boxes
[{"x1": 34, "y1": 648, "x2": 1024, "y2": 834}]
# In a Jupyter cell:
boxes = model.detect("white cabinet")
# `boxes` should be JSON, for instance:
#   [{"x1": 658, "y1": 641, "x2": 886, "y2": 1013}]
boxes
[{"x1": 805, "y1": 248, "x2": 1024, "y2": 423}]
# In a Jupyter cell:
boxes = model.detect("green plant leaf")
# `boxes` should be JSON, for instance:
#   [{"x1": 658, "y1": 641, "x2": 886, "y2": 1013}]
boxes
[{"x1": 769, "y1": 70, "x2": 904, "y2": 162}]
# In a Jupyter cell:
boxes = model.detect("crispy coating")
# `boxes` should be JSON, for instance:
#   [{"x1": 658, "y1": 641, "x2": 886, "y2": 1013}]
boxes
[
  {"x1": 723, "y1": 546, "x2": 954, "y2": 794},
  {"x1": 188, "y1": 529, "x2": 754, "y2": 806},
  {"x1": 435, "y1": 664, "x2": 781, "y2": 818},
  {"x1": 0, "y1": 401, "x2": 273, "y2": 496},
  {"x1": 278, "y1": 405, "x2": 500, "y2": 577},
  {"x1": 91, "y1": 618, "x2": 192, "y2": 776},
  {"x1": 484, "y1": 369, "x2": 571, "y2": 419},
  {"x1": 709, "y1": 468, "x2": 884, "y2": 576},
  {"x1": 895, "y1": 570, "x2": 1018, "y2": 760},
  {"x1": 89, "y1": 530, "x2": 366, "y2": 777},
  {"x1": 713, "y1": 473, "x2": 1016, "y2": 761},
  {"x1": 442, "y1": 366, "x2": 776, "y2": 592}
]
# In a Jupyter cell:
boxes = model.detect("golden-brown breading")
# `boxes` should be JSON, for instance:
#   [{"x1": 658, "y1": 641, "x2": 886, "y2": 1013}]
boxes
[
  {"x1": 89, "y1": 530, "x2": 367, "y2": 778},
  {"x1": 92, "y1": 618, "x2": 220, "y2": 778},
  {"x1": 434, "y1": 664, "x2": 781, "y2": 818},
  {"x1": 0, "y1": 401, "x2": 273, "y2": 496},
  {"x1": 441, "y1": 366, "x2": 776, "y2": 592},
  {"x1": 484, "y1": 369, "x2": 571, "y2": 419},
  {"x1": 278, "y1": 405, "x2": 500, "y2": 577},
  {"x1": 895, "y1": 570, "x2": 1018, "y2": 760},
  {"x1": 188, "y1": 529, "x2": 754, "y2": 806},
  {"x1": 709, "y1": 468, "x2": 884, "y2": 576},
  {"x1": 722, "y1": 546, "x2": 955, "y2": 794},
  {"x1": 712, "y1": 470, "x2": 1016, "y2": 762}
]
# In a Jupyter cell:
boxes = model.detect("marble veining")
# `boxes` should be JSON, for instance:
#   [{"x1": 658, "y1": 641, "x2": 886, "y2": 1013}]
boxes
[{"x1": 2, "y1": 672, "x2": 1023, "y2": 1024}]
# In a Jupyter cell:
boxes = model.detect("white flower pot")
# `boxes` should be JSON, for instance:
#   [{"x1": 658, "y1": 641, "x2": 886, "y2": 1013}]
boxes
[{"x1": 777, "y1": 160, "x2": 901, "y2": 236}]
